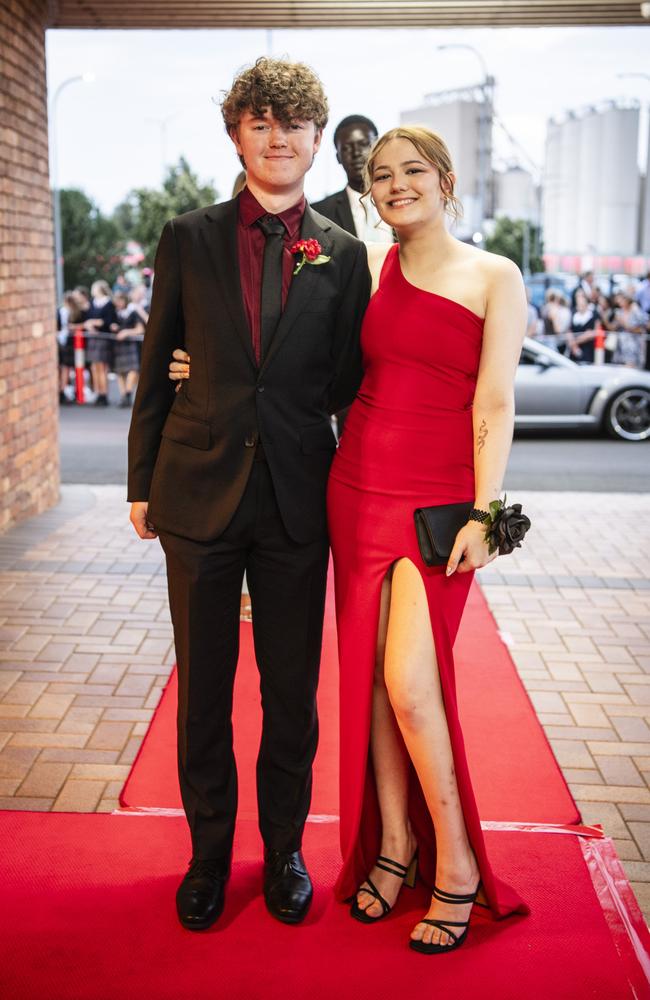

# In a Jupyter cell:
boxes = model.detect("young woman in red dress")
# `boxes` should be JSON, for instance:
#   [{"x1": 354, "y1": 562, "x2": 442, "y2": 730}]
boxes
[
  {"x1": 326, "y1": 126, "x2": 529, "y2": 954},
  {"x1": 168, "y1": 125, "x2": 529, "y2": 953}
]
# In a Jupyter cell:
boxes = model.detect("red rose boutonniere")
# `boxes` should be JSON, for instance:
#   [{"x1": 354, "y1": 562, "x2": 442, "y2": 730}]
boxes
[{"x1": 289, "y1": 238, "x2": 331, "y2": 275}]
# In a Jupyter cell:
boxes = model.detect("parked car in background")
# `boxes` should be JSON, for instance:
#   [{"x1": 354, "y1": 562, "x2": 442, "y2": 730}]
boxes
[
  {"x1": 516, "y1": 339, "x2": 650, "y2": 441},
  {"x1": 525, "y1": 272, "x2": 640, "y2": 310},
  {"x1": 602, "y1": 274, "x2": 641, "y2": 298},
  {"x1": 524, "y1": 273, "x2": 573, "y2": 310}
]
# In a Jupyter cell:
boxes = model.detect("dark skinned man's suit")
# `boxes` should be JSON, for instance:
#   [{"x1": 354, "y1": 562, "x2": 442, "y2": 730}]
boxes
[
  {"x1": 128, "y1": 196, "x2": 369, "y2": 877},
  {"x1": 311, "y1": 188, "x2": 356, "y2": 237}
]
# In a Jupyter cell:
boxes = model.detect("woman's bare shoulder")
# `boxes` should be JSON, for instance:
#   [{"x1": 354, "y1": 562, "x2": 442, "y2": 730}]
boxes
[
  {"x1": 480, "y1": 251, "x2": 522, "y2": 290},
  {"x1": 455, "y1": 241, "x2": 520, "y2": 278},
  {"x1": 484, "y1": 249, "x2": 521, "y2": 277}
]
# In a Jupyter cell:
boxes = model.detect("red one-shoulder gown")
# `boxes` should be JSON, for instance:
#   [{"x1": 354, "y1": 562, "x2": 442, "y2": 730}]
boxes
[{"x1": 327, "y1": 245, "x2": 527, "y2": 919}]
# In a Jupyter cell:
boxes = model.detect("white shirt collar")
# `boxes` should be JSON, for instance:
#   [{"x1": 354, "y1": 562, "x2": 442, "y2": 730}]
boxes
[{"x1": 345, "y1": 186, "x2": 393, "y2": 244}]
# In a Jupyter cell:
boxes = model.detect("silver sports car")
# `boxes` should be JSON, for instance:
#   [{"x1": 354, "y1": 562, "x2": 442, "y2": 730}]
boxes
[{"x1": 516, "y1": 339, "x2": 650, "y2": 442}]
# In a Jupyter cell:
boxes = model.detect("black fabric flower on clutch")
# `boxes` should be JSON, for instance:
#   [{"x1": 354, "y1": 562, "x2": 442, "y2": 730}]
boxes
[{"x1": 484, "y1": 497, "x2": 531, "y2": 556}]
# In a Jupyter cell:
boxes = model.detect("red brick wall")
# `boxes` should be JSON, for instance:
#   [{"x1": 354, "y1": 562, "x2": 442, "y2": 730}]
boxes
[{"x1": 0, "y1": 0, "x2": 59, "y2": 532}]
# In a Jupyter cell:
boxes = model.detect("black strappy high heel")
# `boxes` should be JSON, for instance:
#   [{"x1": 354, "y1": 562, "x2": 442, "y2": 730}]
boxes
[
  {"x1": 348, "y1": 852, "x2": 418, "y2": 924},
  {"x1": 409, "y1": 881, "x2": 483, "y2": 954}
]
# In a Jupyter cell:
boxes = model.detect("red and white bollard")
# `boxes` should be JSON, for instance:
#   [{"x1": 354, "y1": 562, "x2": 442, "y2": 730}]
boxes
[
  {"x1": 73, "y1": 326, "x2": 86, "y2": 403},
  {"x1": 593, "y1": 327, "x2": 605, "y2": 366}
]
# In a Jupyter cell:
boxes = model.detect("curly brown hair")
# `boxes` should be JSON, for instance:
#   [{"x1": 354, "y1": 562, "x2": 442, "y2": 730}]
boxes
[{"x1": 221, "y1": 57, "x2": 329, "y2": 133}]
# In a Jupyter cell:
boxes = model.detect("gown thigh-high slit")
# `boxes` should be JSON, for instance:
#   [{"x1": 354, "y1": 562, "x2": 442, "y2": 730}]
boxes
[{"x1": 327, "y1": 244, "x2": 528, "y2": 919}]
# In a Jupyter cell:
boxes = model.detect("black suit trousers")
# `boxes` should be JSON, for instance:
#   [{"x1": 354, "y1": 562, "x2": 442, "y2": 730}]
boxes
[{"x1": 159, "y1": 459, "x2": 329, "y2": 861}]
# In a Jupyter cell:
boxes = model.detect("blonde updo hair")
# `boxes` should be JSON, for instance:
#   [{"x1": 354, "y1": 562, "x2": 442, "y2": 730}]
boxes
[
  {"x1": 91, "y1": 280, "x2": 112, "y2": 300},
  {"x1": 364, "y1": 125, "x2": 463, "y2": 223}
]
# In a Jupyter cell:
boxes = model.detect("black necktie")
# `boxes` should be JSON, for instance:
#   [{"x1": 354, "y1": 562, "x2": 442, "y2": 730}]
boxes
[{"x1": 257, "y1": 215, "x2": 285, "y2": 363}]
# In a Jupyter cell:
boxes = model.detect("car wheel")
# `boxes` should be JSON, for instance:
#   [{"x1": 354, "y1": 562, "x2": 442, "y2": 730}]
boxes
[{"x1": 604, "y1": 387, "x2": 650, "y2": 441}]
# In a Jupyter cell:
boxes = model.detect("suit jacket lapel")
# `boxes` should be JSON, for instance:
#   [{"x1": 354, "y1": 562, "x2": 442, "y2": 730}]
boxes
[
  {"x1": 259, "y1": 206, "x2": 333, "y2": 376},
  {"x1": 201, "y1": 199, "x2": 256, "y2": 369}
]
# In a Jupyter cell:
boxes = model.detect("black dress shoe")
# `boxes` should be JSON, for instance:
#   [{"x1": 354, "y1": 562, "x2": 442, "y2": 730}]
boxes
[
  {"x1": 263, "y1": 848, "x2": 313, "y2": 924},
  {"x1": 176, "y1": 857, "x2": 229, "y2": 931}
]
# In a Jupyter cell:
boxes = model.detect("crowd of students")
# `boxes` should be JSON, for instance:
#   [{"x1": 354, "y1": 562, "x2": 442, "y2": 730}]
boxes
[
  {"x1": 527, "y1": 271, "x2": 650, "y2": 369},
  {"x1": 57, "y1": 274, "x2": 152, "y2": 406},
  {"x1": 59, "y1": 264, "x2": 650, "y2": 410}
]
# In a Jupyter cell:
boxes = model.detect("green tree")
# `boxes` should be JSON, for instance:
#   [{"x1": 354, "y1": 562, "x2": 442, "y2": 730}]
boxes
[
  {"x1": 113, "y1": 157, "x2": 218, "y2": 265},
  {"x1": 60, "y1": 189, "x2": 122, "y2": 290},
  {"x1": 485, "y1": 217, "x2": 544, "y2": 275}
]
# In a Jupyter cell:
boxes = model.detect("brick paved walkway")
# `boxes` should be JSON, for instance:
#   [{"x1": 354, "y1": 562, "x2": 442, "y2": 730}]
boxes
[
  {"x1": 0, "y1": 487, "x2": 172, "y2": 814},
  {"x1": 480, "y1": 491, "x2": 650, "y2": 918},
  {"x1": 0, "y1": 486, "x2": 648, "y2": 919}
]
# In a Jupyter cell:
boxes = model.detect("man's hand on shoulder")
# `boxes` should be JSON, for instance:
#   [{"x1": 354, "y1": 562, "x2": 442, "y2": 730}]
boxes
[{"x1": 130, "y1": 502, "x2": 158, "y2": 540}]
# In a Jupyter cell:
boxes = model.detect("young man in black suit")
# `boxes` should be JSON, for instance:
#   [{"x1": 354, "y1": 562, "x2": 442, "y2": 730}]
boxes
[{"x1": 128, "y1": 58, "x2": 369, "y2": 931}]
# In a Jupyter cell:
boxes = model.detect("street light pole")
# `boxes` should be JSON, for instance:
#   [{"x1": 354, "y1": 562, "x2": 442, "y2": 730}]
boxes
[
  {"x1": 522, "y1": 217, "x2": 531, "y2": 278},
  {"x1": 49, "y1": 74, "x2": 94, "y2": 305},
  {"x1": 434, "y1": 43, "x2": 494, "y2": 235},
  {"x1": 145, "y1": 113, "x2": 181, "y2": 180}
]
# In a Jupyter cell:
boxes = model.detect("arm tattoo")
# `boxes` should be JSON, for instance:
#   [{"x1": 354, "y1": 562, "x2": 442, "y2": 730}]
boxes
[{"x1": 477, "y1": 419, "x2": 488, "y2": 454}]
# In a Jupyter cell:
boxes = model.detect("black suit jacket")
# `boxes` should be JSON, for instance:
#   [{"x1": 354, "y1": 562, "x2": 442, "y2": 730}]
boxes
[
  {"x1": 127, "y1": 197, "x2": 369, "y2": 544},
  {"x1": 311, "y1": 188, "x2": 357, "y2": 237}
]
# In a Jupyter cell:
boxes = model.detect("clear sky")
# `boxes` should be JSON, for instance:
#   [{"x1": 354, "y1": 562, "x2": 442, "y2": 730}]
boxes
[{"x1": 45, "y1": 25, "x2": 650, "y2": 213}]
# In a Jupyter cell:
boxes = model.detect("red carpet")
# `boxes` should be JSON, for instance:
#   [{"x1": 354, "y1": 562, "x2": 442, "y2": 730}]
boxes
[
  {"x1": 2, "y1": 576, "x2": 648, "y2": 996},
  {"x1": 120, "y1": 578, "x2": 579, "y2": 825},
  {"x1": 1, "y1": 811, "x2": 648, "y2": 999}
]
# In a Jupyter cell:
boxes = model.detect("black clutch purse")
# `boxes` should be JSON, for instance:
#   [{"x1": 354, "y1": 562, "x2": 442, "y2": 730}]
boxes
[
  {"x1": 414, "y1": 497, "x2": 531, "y2": 567},
  {"x1": 413, "y1": 501, "x2": 473, "y2": 567}
]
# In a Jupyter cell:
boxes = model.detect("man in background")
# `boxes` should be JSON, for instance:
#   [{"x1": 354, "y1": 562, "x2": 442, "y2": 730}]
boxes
[
  {"x1": 312, "y1": 114, "x2": 393, "y2": 244},
  {"x1": 313, "y1": 115, "x2": 392, "y2": 435}
]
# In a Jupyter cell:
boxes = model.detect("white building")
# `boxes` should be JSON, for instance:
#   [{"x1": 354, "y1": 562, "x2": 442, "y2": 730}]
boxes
[
  {"x1": 641, "y1": 143, "x2": 650, "y2": 256},
  {"x1": 400, "y1": 90, "x2": 491, "y2": 236},
  {"x1": 542, "y1": 103, "x2": 640, "y2": 255},
  {"x1": 494, "y1": 166, "x2": 539, "y2": 224}
]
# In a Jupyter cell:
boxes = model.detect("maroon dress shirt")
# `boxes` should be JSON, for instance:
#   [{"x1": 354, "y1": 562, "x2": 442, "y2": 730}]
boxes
[{"x1": 237, "y1": 186, "x2": 306, "y2": 365}]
